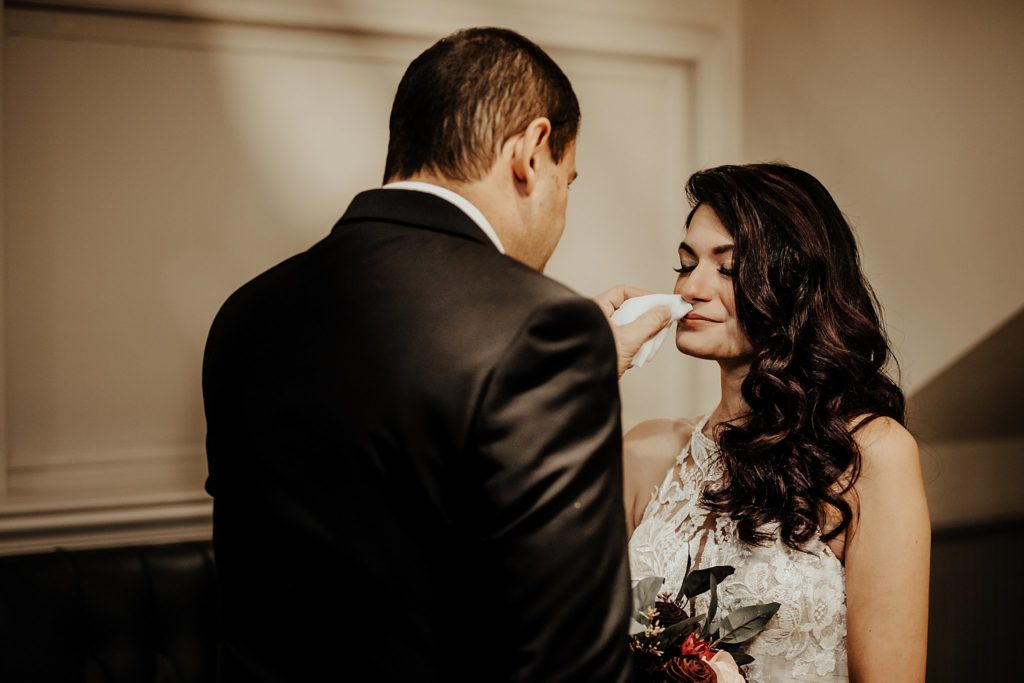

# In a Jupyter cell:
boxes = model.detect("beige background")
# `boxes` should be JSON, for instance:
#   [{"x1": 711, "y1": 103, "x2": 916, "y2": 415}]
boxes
[
  {"x1": 1, "y1": 0, "x2": 1020, "y2": 552},
  {"x1": 0, "y1": 0, "x2": 740, "y2": 552},
  {"x1": 742, "y1": 0, "x2": 1024, "y2": 528}
]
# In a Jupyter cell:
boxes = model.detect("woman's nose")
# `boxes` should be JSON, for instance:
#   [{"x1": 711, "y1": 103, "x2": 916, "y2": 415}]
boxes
[{"x1": 676, "y1": 265, "x2": 713, "y2": 303}]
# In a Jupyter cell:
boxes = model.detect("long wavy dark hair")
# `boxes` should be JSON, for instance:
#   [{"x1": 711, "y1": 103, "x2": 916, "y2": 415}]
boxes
[{"x1": 686, "y1": 163, "x2": 906, "y2": 550}]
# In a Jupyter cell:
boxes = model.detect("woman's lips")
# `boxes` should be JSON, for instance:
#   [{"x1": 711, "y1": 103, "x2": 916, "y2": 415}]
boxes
[{"x1": 683, "y1": 313, "x2": 719, "y2": 323}]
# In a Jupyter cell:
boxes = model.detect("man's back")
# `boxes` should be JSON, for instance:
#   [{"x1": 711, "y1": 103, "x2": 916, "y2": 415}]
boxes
[{"x1": 203, "y1": 189, "x2": 633, "y2": 682}]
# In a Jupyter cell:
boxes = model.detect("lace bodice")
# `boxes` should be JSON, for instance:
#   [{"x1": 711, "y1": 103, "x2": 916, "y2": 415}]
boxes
[{"x1": 628, "y1": 415, "x2": 848, "y2": 682}]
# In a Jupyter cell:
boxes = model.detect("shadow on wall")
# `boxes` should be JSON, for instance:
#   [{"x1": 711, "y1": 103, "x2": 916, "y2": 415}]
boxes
[
  {"x1": 909, "y1": 304, "x2": 1023, "y2": 443},
  {"x1": 908, "y1": 306, "x2": 1024, "y2": 681},
  {"x1": 908, "y1": 305, "x2": 1024, "y2": 528}
]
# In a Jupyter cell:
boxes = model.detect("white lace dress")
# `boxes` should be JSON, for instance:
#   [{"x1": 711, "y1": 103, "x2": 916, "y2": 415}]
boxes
[{"x1": 628, "y1": 415, "x2": 848, "y2": 682}]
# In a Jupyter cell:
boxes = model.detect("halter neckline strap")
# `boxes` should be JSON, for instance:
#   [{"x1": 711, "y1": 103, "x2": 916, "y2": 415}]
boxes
[{"x1": 689, "y1": 413, "x2": 717, "y2": 470}]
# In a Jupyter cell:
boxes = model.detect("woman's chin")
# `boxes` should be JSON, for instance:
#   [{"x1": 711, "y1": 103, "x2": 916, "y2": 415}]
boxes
[{"x1": 674, "y1": 339, "x2": 718, "y2": 361}]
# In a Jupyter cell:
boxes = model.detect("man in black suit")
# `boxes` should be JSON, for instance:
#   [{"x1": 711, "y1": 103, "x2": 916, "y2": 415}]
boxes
[{"x1": 203, "y1": 27, "x2": 671, "y2": 682}]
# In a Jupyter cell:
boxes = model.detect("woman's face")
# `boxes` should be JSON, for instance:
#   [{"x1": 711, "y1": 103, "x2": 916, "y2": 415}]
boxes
[{"x1": 674, "y1": 204, "x2": 755, "y2": 362}]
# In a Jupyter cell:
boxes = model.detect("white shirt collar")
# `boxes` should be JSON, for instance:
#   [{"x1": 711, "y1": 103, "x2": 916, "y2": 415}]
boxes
[{"x1": 382, "y1": 181, "x2": 505, "y2": 254}]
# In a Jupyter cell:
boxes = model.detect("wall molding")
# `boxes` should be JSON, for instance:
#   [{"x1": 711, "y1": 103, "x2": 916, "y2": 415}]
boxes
[
  {"x1": 0, "y1": 0, "x2": 740, "y2": 554},
  {"x1": 0, "y1": 491, "x2": 212, "y2": 555},
  {"x1": 1, "y1": 4, "x2": 9, "y2": 509},
  {"x1": 8, "y1": 0, "x2": 738, "y2": 55}
]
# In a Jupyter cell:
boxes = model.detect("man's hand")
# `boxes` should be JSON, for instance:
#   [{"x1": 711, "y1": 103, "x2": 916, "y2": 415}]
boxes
[{"x1": 593, "y1": 285, "x2": 674, "y2": 379}]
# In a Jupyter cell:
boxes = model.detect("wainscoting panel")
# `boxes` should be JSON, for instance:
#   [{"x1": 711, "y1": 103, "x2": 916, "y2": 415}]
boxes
[
  {"x1": 0, "y1": 1, "x2": 740, "y2": 552},
  {"x1": 928, "y1": 519, "x2": 1024, "y2": 681}
]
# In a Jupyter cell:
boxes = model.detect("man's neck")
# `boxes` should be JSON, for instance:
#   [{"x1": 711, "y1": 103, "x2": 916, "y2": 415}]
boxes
[
  {"x1": 388, "y1": 171, "x2": 463, "y2": 193},
  {"x1": 388, "y1": 172, "x2": 518, "y2": 260}
]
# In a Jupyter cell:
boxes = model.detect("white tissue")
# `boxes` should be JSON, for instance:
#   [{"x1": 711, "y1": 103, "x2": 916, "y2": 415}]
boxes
[{"x1": 609, "y1": 294, "x2": 692, "y2": 368}]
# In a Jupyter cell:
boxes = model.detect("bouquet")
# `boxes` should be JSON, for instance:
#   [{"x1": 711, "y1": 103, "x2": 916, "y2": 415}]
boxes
[{"x1": 629, "y1": 557, "x2": 780, "y2": 682}]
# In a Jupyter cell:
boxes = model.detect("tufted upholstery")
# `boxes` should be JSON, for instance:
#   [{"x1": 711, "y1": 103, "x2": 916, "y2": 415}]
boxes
[{"x1": 0, "y1": 540, "x2": 218, "y2": 683}]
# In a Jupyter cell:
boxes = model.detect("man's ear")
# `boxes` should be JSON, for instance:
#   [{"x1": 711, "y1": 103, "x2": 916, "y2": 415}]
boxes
[{"x1": 510, "y1": 117, "x2": 552, "y2": 195}]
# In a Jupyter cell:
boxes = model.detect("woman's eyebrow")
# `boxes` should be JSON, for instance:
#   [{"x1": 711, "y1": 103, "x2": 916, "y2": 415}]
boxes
[{"x1": 679, "y1": 242, "x2": 735, "y2": 256}]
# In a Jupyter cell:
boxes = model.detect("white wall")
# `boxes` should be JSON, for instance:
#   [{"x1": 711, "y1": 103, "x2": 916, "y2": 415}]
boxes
[
  {"x1": 742, "y1": 0, "x2": 1024, "y2": 527},
  {"x1": 7, "y1": 0, "x2": 1018, "y2": 549},
  {"x1": 0, "y1": 0, "x2": 741, "y2": 552},
  {"x1": 742, "y1": 0, "x2": 1024, "y2": 393}
]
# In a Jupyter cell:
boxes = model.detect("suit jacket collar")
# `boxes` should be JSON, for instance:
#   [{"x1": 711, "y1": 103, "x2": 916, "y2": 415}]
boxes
[{"x1": 332, "y1": 188, "x2": 495, "y2": 249}]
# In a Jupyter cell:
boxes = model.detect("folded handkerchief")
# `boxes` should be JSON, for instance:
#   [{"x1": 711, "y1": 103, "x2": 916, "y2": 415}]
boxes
[{"x1": 610, "y1": 294, "x2": 692, "y2": 368}]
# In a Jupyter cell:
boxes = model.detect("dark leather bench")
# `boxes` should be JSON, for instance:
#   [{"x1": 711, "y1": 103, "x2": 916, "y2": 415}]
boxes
[{"x1": 0, "y1": 540, "x2": 218, "y2": 683}]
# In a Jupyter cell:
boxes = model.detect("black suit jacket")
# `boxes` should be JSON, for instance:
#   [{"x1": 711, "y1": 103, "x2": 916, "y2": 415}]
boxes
[{"x1": 203, "y1": 189, "x2": 633, "y2": 682}]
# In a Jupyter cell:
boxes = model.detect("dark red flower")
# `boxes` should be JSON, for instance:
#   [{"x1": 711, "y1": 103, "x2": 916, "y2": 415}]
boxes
[
  {"x1": 663, "y1": 655, "x2": 716, "y2": 683},
  {"x1": 679, "y1": 631, "x2": 715, "y2": 660},
  {"x1": 655, "y1": 599, "x2": 689, "y2": 627}
]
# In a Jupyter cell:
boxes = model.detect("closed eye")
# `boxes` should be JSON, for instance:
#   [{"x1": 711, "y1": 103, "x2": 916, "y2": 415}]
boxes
[{"x1": 673, "y1": 264, "x2": 735, "y2": 276}]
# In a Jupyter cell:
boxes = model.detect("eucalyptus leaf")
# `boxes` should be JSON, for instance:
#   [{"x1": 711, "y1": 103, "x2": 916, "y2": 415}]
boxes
[
  {"x1": 675, "y1": 547, "x2": 694, "y2": 601},
  {"x1": 718, "y1": 603, "x2": 781, "y2": 644},
  {"x1": 730, "y1": 652, "x2": 755, "y2": 665},
  {"x1": 657, "y1": 613, "x2": 704, "y2": 649},
  {"x1": 633, "y1": 576, "x2": 664, "y2": 615},
  {"x1": 681, "y1": 565, "x2": 735, "y2": 600},
  {"x1": 702, "y1": 572, "x2": 719, "y2": 637}
]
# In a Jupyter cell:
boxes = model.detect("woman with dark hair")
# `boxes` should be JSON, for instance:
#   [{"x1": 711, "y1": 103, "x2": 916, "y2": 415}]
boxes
[{"x1": 624, "y1": 164, "x2": 929, "y2": 682}]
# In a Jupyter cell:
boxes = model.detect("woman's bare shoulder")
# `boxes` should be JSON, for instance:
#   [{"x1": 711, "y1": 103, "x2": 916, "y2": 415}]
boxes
[
  {"x1": 623, "y1": 417, "x2": 700, "y2": 536},
  {"x1": 825, "y1": 415, "x2": 923, "y2": 561},
  {"x1": 624, "y1": 417, "x2": 699, "y2": 466},
  {"x1": 842, "y1": 415, "x2": 926, "y2": 534},
  {"x1": 849, "y1": 414, "x2": 921, "y2": 480}
]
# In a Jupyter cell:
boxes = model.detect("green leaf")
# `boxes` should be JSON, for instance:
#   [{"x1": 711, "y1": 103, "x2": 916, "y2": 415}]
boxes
[
  {"x1": 717, "y1": 603, "x2": 781, "y2": 644},
  {"x1": 633, "y1": 576, "x2": 664, "y2": 615},
  {"x1": 681, "y1": 565, "x2": 735, "y2": 599},
  {"x1": 657, "y1": 613, "x2": 704, "y2": 650},
  {"x1": 675, "y1": 548, "x2": 694, "y2": 601},
  {"x1": 702, "y1": 572, "x2": 719, "y2": 637},
  {"x1": 730, "y1": 652, "x2": 755, "y2": 665},
  {"x1": 629, "y1": 618, "x2": 648, "y2": 636}
]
